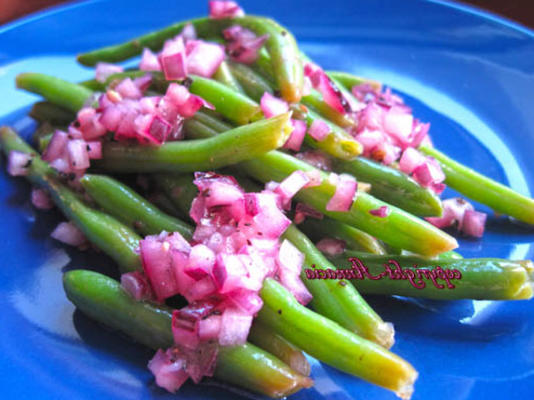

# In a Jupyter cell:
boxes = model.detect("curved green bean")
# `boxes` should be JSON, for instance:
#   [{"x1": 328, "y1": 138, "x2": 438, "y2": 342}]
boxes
[
  {"x1": 80, "y1": 174, "x2": 193, "y2": 238},
  {"x1": 64, "y1": 269, "x2": 312, "y2": 398}
]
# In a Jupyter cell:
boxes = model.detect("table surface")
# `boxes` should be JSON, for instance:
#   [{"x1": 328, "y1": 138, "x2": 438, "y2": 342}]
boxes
[{"x1": 0, "y1": 0, "x2": 533, "y2": 28}]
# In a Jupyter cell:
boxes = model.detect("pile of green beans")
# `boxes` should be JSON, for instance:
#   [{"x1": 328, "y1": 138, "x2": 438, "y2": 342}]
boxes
[
  {"x1": 0, "y1": 127, "x2": 417, "y2": 397},
  {"x1": 3, "y1": 9, "x2": 534, "y2": 400}
]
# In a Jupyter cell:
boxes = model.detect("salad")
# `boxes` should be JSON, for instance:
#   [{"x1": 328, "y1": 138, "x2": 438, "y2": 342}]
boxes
[{"x1": 1, "y1": 1, "x2": 533, "y2": 399}]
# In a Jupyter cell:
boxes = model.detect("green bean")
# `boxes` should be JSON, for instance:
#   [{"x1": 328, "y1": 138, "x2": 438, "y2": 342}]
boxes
[
  {"x1": 63, "y1": 270, "x2": 312, "y2": 398},
  {"x1": 188, "y1": 75, "x2": 262, "y2": 125},
  {"x1": 298, "y1": 217, "x2": 387, "y2": 254},
  {"x1": 0, "y1": 127, "x2": 142, "y2": 272},
  {"x1": 80, "y1": 174, "x2": 193, "y2": 238},
  {"x1": 16, "y1": 73, "x2": 93, "y2": 113},
  {"x1": 326, "y1": 71, "x2": 382, "y2": 92},
  {"x1": 154, "y1": 174, "x2": 197, "y2": 222},
  {"x1": 185, "y1": 110, "x2": 233, "y2": 137},
  {"x1": 248, "y1": 321, "x2": 311, "y2": 376},
  {"x1": 96, "y1": 113, "x2": 292, "y2": 173},
  {"x1": 212, "y1": 61, "x2": 244, "y2": 94},
  {"x1": 283, "y1": 225, "x2": 395, "y2": 348},
  {"x1": 420, "y1": 145, "x2": 534, "y2": 225},
  {"x1": 241, "y1": 151, "x2": 458, "y2": 257},
  {"x1": 334, "y1": 156, "x2": 443, "y2": 217},
  {"x1": 227, "y1": 60, "x2": 274, "y2": 102},
  {"x1": 29, "y1": 101, "x2": 75, "y2": 125},
  {"x1": 77, "y1": 16, "x2": 303, "y2": 103},
  {"x1": 328, "y1": 252, "x2": 534, "y2": 300},
  {"x1": 257, "y1": 278, "x2": 417, "y2": 398}
]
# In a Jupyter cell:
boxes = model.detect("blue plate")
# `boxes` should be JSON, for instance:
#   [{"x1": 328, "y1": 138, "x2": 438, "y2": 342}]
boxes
[{"x1": 0, "y1": 0, "x2": 533, "y2": 399}]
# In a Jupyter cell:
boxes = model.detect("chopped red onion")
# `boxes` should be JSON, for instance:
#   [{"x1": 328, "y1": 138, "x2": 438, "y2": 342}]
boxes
[
  {"x1": 369, "y1": 205, "x2": 390, "y2": 218},
  {"x1": 412, "y1": 157, "x2": 445, "y2": 189},
  {"x1": 426, "y1": 197, "x2": 474, "y2": 229},
  {"x1": 294, "y1": 202, "x2": 323, "y2": 224},
  {"x1": 218, "y1": 308, "x2": 253, "y2": 346},
  {"x1": 308, "y1": 119, "x2": 330, "y2": 142},
  {"x1": 198, "y1": 315, "x2": 222, "y2": 341},
  {"x1": 141, "y1": 233, "x2": 185, "y2": 301},
  {"x1": 209, "y1": 1, "x2": 245, "y2": 19},
  {"x1": 186, "y1": 40, "x2": 225, "y2": 78},
  {"x1": 161, "y1": 51, "x2": 188, "y2": 81},
  {"x1": 308, "y1": 68, "x2": 350, "y2": 114},
  {"x1": 115, "y1": 78, "x2": 143, "y2": 99},
  {"x1": 42, "y1": 130, "x2": 68, "y2": 161},
  {"x1": 86, "y1": 141, "x2": 102, "y2": 159},
  {"x1": 67, "y1": 139, "x2": 90, "y2": 170},
  {"x1": 223, "y1": 25, "x2": 269, "y2": 64},
  {"x1": 31, "y1": 188, "x2": 53, "y2": 210},
  {"x1": 51, "y1": 221, "x2": 86, "y2": 246},
  {"x1": 260, "y1": 92, "x2": 288, "y2": 118},
  {"x1": 140, "y1": 48, "x2": 162, "y2": 71},
  {"x1": 277, "y1": 240, "x2": 304, "y2": 275},
  {"x1": 95, "y1": 62, "x2": 123, "y2": 83},
  {"x1": 148, "y1": 349, "x2": 189, "y2": 393},
  {"x1": 316, "y1": 238, "x2": 346, "y2": 256},
  {"x1": 275, "y1": 170, "x2": 310, "y2": 201},
  {"x1": 120, "y1": 271, "x2": 154, "y2": 301},
  {"x1": 185, "y1": 244, "x2": 216, "y2": 280},
  {"x1": 7, "y1": 150, "x2": 31, "y2": 176},
  {"x1": 399, "y1": 147, "x2": 425, "y2": 175},
  {"x1": 326, "y1": 173, "x2": 358, "y2": 212},
  {"x1": 283, "y1": 119, "x2": 307, "y2": 152},
  {"x1": 461, "y1": 209, "x2": 487, "y2": 238}
]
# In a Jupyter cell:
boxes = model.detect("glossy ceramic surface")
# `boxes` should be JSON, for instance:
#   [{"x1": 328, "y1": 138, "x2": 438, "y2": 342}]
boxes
[{"x1": 0, "y1": 0, "x2": 533, "y2": 399}]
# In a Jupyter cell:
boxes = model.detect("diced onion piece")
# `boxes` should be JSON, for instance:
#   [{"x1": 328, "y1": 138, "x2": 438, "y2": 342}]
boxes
[
  {"x1": 67, "y1": 139, "x2": 90, "y2": 170},
  {"x1": 209, "y1": 1, "x2": 245, "y2": 19},
  {"x1": 283, "y1": 119, "x2": 306, "y2": 152},
  {"x1": 95, "y1": 62, "x2": 123, "y2": 83},
  {"x1": 198, "y1": 315, "x2": 222, "y2": 341},
  {"x1": 461, "y1": 209, "x2": 487, "y2": 238},
  {"x1": 140, "y1": 48, "x2": 162, "y2": 71},
  {"x1": 316, "y1": 238, "x2": 346, "y2": 256},
  {"x1": 369, "y1": 205, "x2": 390, "y2": 218},
  {"x1": 120, "y1": 271, "x2": 154, "y2": 301},
  {"x1": 31, "y1": 188, "x2": 53, "y2": 210},
  {"x1": 7, "y1": 150, "x2": 31, "y2": 176},
  {"x1": 277, "y1": 240, "x2": 304, "y2": 275},
  {"x1": 86, "y1": 141, "x2": 103, "y2": 159},
  {"x1": 161, "y1": 52, "x2": 188, "y2": 81},
  {"x1": 51, "y1": 221, "x2": 86, "y2": 246},
  {"x1": 326, "y1": 173, "x2": 357, "y2": 212},
  {"x1": 275, "y1": 170, "x2": 310, "y2": 201},
  {"x1": 42, "y1": 130, "x2": 68, "y2": 161},
  {"x1": 186, "y1": 40, "x2": 225, "y2": 78},
  {"x1": 260, "y1": 92, "x2": 288, "y2": 118},
  {"x1": 218, "y1": 308, "x2": 253, "y2": 346},
  {"x1": 148, "y1": 349, "x2": 189, "y2": 393},
  {"x1": 308, "y1": 119, "x2": 330, "y2": 142},
  {"x1": 399, "y1": 147, "x2": 426, "y2": 175},
  {"x1": 115, "y1": 78, "x2": 143, "y2": 100},
  {"x1": 141, "y1": 233, "x2": 183, "y2": 301}
]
